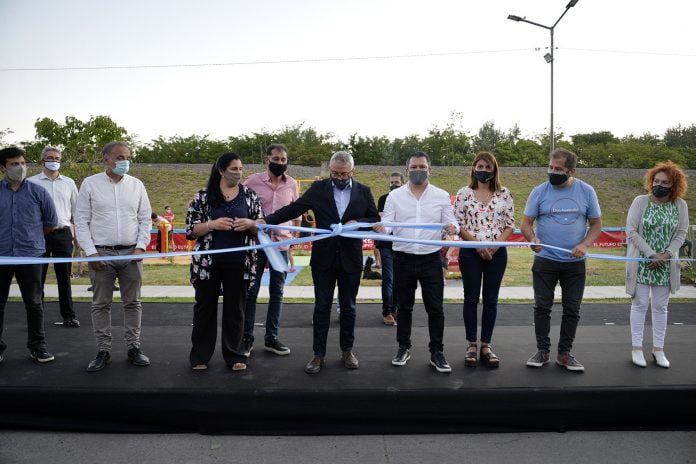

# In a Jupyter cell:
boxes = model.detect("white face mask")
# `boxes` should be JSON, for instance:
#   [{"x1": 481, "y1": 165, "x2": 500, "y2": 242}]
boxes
[
  {"x1": 6, "y1": 164, "x2": 27, "y2": 182},
  {"x1": 44, "y1": 161, "x2": 61, "y2": 171}
]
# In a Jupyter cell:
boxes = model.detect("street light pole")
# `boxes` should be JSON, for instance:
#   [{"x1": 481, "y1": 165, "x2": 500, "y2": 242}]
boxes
[
  {"x1": 508, "y1": 0, "x2": 579, "y2": 154},
  {"x1": 550, "y1": 27, "x2": 554, "y2": 153}
]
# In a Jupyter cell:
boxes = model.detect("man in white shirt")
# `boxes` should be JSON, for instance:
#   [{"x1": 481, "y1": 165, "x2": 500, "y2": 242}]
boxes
[
  {"x1": 75, "y1": 141, "x2": 152, "y2": 372},
  {"x1": 374, "y1": 151, "x2": 459, "y2": 373},
  {"x1": 28, "y1": 147, "x2": 80, "y2": 328}
]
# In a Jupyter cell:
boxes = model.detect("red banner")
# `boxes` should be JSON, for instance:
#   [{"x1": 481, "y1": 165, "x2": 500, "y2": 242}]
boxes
[
  {"x1": 147, "y1": 231, "x2": 193, "y2": 252},
  {"x1": 149, "y1": 231, "x2": 626, "y2": 255}
]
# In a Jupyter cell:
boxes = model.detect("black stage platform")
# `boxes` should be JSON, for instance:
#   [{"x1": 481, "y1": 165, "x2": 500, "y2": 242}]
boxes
[{"x1": 1, "y1": 302, "x2": 695, "y2": 434}]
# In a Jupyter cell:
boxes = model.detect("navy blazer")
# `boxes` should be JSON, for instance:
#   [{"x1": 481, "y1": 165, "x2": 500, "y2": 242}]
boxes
[{"x1": 265, "y1": 178, "x2": 379, "y2": 273}]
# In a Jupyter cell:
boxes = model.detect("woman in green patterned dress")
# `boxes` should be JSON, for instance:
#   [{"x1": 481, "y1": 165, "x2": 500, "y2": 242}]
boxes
[{"x1": 625, "y1": 161, "x2": 689, "y2": 368}]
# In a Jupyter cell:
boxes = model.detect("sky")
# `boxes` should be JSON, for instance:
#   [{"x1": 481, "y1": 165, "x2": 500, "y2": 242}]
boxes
[{"x1": 1, "y1": 0, "x2": 695, "y2": 146}]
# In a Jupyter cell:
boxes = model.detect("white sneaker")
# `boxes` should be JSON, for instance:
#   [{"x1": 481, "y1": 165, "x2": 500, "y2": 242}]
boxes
[
  {"x1": 631, "y1": 350, "x2": 646, "y2": 367},
  {"x1": 652, "y1": 350, "x2": 670, "y2": 368}
]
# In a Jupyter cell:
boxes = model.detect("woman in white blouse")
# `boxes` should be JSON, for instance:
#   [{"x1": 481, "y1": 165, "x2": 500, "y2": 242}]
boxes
[{"x1": 454, "y1": 152, "x2": 515, "y2": 368}]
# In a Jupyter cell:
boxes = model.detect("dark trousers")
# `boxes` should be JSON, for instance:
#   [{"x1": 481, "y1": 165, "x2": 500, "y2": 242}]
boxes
[
  {"x1": 459, "y1": 247, "x2": 507, "y2": 344},
  {"x1": 377, "y1": 246, "x2": 396, "y2": 315},
  {"x1": 191, "y1": 265, "x2": 247, "y2": 366},
  {"x1": 532, "y1": 256, "x2": 586, "y2": 353},
  {"x1": 0, "y1": 264, "x2": 47, "y2": 354},
  {"x1": 311, "y1": 263, "x2": 361, "y2": 357},
  {"x1": 41, "y1": 227, "x2": 75, "y2": 320},
  {"x1": 244, "y1": 250, "x2": 288, "y2": 343},
  {"x1": 394, "y1": 251, "x2": 445, "y2": 353}
]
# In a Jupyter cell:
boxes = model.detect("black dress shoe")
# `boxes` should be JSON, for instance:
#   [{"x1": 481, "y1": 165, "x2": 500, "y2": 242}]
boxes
[
  {"x1": 305, "y1": 356, "x2": 324, "y2": 374},
  {"x1": 342, "y1": 351, "x2": 359, "y2": 369},
  {"x1": 127, "y1": 347, "x2": 150, "y2": 366},
  {"x1": 86, "y1": 351, "x2": 111, "y2": 372},
  {"x1": 63, "y1": 318, "x2": 80, "y2": 328}
]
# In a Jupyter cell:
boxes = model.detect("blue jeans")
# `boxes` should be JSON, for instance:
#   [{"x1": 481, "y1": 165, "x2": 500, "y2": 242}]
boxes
[
  {"x1": 378, "y1": 247, "x2": 396, "y2": 315},
  {"x1": 244, "y1": 250, "x2": 288, "y2": 343},
  {"x1": 311, "y1": 265, "x2": 361, "y2": 357},
  {"x1": 459, "y1": 247, "x2": 507, "y2": 344}
]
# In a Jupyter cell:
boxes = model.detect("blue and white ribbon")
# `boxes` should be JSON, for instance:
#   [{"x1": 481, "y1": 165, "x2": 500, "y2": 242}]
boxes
[{"x1": 1, "y1": 222, "x2": 693, "y2": 268}]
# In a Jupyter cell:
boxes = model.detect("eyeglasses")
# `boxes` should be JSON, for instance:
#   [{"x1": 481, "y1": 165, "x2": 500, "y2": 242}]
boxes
[{"x1": 330, "y1": 171, "x2": 352, "y2": 179}]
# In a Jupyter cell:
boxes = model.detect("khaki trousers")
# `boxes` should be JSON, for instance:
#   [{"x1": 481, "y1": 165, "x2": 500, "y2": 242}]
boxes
[{"x1": 90, "y1": 246, "x2": 143, "y2": 352}]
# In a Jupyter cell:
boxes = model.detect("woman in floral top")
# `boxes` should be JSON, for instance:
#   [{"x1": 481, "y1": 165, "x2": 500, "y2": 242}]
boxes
[
  {"x1": 625, "y1": 161, "x2": 689, "y2": 369},
  {"x1": 454, "y1": 152, "x2": 515, "y2": 368},
  {"x1": 185, "y1": 152, "x2": 264, "y2": 371}
]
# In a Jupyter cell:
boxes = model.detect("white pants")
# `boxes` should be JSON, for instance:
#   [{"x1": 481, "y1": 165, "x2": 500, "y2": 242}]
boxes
[{"x1": 630, "y1": 283, "x2": 670, "y2": 348}]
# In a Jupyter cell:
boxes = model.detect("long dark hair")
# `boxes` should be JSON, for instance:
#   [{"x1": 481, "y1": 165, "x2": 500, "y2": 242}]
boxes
[{"x1": 207, "y1": 152, "x2": 242, "y2": 208}]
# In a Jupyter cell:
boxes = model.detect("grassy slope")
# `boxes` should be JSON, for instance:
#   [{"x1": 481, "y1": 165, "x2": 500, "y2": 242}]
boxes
[{"x1": 113, "y1": 164, "x2": 696, "y2": 227}]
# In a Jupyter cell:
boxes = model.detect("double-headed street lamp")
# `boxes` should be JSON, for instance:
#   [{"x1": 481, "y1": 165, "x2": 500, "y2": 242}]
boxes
[{"x1": 508, "y1": 0, "x2": 579, "y2": 153}]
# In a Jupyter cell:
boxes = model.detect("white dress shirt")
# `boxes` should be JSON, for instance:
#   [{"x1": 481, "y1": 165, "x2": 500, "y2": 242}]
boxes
[
  {"x1": 75, "y1": 172, "x2": 152, "y2": 256},
  {"x1": 382, "y1": 182, "x2": 459, "y2": 255},
  {"x1": 28, "y1": 171, "x2": 78, "y2": 228}
]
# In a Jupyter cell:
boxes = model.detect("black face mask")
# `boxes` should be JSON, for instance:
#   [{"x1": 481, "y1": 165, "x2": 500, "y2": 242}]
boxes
[
  {"x1": 474, "y1": 170, "x2": 494, "y2": 183},
  {"x1": 268, "y1": 161, "x2": 287, "y2": 177},
  {"x1": 389, "y1": 184, "x2": 400, "y2": 191},
  {"x1": 652, "y1": 185, "x2": 672, "y2": 198},
  {"x1": 548, "y1": 170, "x2": 569, "y2": 186},
  {"x1": 332, "y1": 178, "x2": 350, "y2": 190}
]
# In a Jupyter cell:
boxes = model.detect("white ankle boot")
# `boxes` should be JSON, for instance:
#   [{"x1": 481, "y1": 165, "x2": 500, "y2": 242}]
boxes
[
  {"x1": 632, "y1": 350, "x2": 647, "y2": 367},
  {"x1": 652, "y1": 350, "x2": 670, "y2": 368}
]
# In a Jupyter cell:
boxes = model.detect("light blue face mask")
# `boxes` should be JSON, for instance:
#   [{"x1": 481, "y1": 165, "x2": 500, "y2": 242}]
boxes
[{"x1": 112, "y1": 160, "x2": 130, "y2": 176}]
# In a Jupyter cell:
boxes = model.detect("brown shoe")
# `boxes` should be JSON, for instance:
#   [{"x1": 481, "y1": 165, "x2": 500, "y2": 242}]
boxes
[
  {"x1": 480, "y1": 344, "x2": 499, "y2": 368},
  {"x1": 342, "y1": 351, "x2": 359, "y2": 369},
  {"x1": 305, "y1": 356, "x2": 324, "y2": 374},
  {"x1": 383, "y1": 314, "x2": 396, "y2": 325}
]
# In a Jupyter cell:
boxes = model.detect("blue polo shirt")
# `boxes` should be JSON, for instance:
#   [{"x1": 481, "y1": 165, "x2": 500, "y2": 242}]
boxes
[{"x1": 0, "y1": 179, "x2": 58, "y2": 257}]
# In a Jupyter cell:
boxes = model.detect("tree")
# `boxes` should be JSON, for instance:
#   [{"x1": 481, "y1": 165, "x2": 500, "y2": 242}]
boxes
[
  {"x1": 620, "y1": 132, "x2": 661, "y2": 146},
  {"x1": 228, "y1": 123, "x2": 338, "y2": 166},
  {"x1": 31, "y1": 115, "x2": 131, "y2": 163},
  {"x1": 471, "y1": 121, "x2": 504, "y2": 154},
  {"x1": 342, "y1": 134, "x2": 394, "y2": 165},
  {"x1": 0, "y1": 128, "x2": 13, "y2": 148},
  {"x1": 533, "y1": 129, "x2": 567, "y2": 156},
  {"x1": 664, "y1": 123, "x2": 696, "y2": 148},
  {"x1": 570, "y1": 131, "x2": 619, "y2": 146},
  {"x1": 392, "y1": 135, "x2": 425, "y2": 166},
  {"x1": 514, "y1": 139, "x2": 546, "y2": 166},
  {"x1": 137, "y1": 135, "x2": 230, "y2": 163}
]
